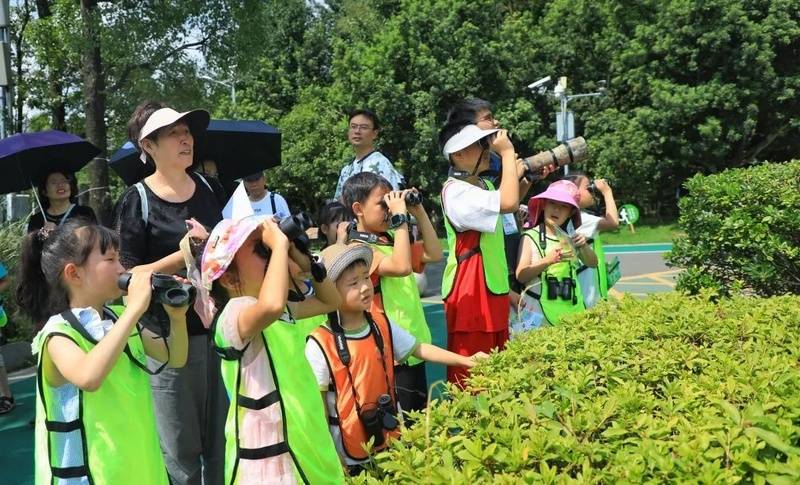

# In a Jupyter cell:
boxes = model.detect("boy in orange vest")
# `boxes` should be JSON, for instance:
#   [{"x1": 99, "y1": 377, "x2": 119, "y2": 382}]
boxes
[{"x1": 305, "y1": 244, "x2": 485, "y2": 472}]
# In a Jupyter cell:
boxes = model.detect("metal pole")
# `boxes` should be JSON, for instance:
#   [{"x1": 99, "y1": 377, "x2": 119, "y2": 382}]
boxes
[{"x1": 561, "y1": 96, "x2": 569, "y2": 175}]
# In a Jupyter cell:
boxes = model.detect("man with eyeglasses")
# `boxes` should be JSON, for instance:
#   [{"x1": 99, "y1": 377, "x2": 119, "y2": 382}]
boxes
[{"x1": 333, "y1": 109, "x2": 405, "y2": 200}]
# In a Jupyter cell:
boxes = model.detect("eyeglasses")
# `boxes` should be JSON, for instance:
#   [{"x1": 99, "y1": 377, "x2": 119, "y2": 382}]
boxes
[
  {"x1": 349, "y1": 124, "x2": 373, "y2": 132},
  {"x1": 477, "y1": 113, "x2": 496, "y2": 124}
]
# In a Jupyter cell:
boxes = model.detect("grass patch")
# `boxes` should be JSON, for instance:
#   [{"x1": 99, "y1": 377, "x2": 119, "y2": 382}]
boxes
[{"x1": 602, "y1": 220, "x2": 681, "y2": 245}]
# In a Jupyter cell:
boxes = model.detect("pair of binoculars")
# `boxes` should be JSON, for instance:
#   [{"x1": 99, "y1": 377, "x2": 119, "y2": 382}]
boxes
[
  {"x1": 117, "y1": 273, "x2": 196, "y2": 337},
  {"x1": 546, "y1": 276, "x2": 575, "y2": 301},
  {"x1": 359, "y1": 393, "x2": 399, "y2": 448}
]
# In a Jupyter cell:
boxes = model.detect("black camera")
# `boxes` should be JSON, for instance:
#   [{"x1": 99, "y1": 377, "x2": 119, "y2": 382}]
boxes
[
  {"x1": 117, "y1": 273, "x2": 196, "y2": 337},
  {"x1": 404, "y1": 191, "x2": 423, "y2": 206},
  {"x1": 358, "y1": 393, "x2": 398, "y2": 448}
]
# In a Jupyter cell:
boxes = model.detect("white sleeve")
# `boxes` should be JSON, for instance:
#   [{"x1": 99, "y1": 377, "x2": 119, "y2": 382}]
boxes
[
  {"x1": 275, "y1": 194, "x2": 291, "y2": 218},
  {"x1": 304, "y1": 338, "x2": 331, "y2": 390},
  {"x1": 442, "y1": 180, "x2": 502, "y2": 233},
  {"x1": 388, "y1": 321, "x2": 418, "y2": 363},
  {"x1": 575, "y1": 212, "x2": 602, "y2": 239}
]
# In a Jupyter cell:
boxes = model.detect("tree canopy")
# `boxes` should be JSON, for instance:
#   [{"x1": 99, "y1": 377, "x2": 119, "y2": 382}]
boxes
[{"x1": 8, "y1": 0, "x2": 799, "y2": 219}]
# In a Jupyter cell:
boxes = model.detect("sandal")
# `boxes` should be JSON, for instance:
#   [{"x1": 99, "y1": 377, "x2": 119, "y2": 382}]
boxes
[{"x1": 0, "y1": 396, "x2": 15, "y2": 414}]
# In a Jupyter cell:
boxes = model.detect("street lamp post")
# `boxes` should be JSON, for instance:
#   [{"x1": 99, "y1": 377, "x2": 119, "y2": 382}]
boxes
[{"x1": 200, "y1": 75, "x2": 235, "y2": 106}]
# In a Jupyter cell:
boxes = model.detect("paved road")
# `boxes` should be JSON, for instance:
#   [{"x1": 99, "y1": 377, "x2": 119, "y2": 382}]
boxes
[{"x1": 422, "y1": 243, "x2": 677, "y2": 302}]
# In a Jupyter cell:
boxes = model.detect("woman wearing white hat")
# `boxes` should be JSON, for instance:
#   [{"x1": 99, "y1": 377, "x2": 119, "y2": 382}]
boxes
[{"x1": 114, "y1": 101, "x2": 226, "y2": 485}]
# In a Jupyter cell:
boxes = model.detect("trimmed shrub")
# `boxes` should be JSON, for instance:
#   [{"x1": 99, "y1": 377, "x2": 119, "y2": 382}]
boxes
[
  {"x1": 354, "y1": 293, "x2": 800, "y2": 483},
  {"x1": 667, "y1": 160, "x2": 800, "y2": 296},
  {"x1": 0, "y1": 220, "x2": 33, "y2": 343}
]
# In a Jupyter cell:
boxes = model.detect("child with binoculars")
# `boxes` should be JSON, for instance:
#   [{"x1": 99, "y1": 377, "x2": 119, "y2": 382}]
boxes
[
  {"x1": 305, "y1": 243, "x2": 486, "y2": 473},
  {"x1": 201, "y1": 215, "x2": 345, "y2": 484},
  {"x1": 18, "y1": 219, "x2": 189, "y2": 485},
  {"x1": 516, "y1": 180, "x2": 598, "y2": 326}
]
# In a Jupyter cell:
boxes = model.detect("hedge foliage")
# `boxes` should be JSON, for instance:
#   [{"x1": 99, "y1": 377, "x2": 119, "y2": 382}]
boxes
[
  {"x1": 0, "y1": 220, "x2": 33, "y2": 343},
  {"x1": 668, "y1": 160, "x2": 800, "y2": 296},
  {"x1": 354, "y1": 293, "x2": 800, "y2": 484}
]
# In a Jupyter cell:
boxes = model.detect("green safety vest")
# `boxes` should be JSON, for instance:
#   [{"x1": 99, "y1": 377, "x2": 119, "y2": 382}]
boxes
[
  {"x1": 369, "y1": 241, "x2": 431, "y2": 366},
  {"x1": 523, "y1": 228, "x2": 586, "y2": 326},
  {"x1": 592, "y1": 236, "x2": 610, "y2": 298},
  {"x1": 32, "y1": 307, "x2": 168, "y2": 485},
  {"x1": 441, "y1": 179, "x2": 509, "y2": 299},
  {"x1": 214, "y1": 314, "x2": 344, "y2": 485}
]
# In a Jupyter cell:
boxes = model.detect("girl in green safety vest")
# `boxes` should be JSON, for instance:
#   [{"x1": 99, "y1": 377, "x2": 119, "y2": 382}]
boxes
[
  {"x1": 200, "y1": 214, "x2": 345, "y2": 484},
  {"x1": 17, "y1": 219, "x2": 189, "y2": 485},
  {"x1": 563, "y1": 173, "x2": 620, "y2": 306},
  {"x1": 516, "y1": 181, "x2": 598, "y2": 326}
]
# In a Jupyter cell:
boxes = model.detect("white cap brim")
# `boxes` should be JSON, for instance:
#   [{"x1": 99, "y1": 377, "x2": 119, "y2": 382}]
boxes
[
  {"x1": 442, "y1": 125, "x2": 499, "y2": 158},
  {"x1": 137, "y1": 107, "x2": 211, "y2": 164}
]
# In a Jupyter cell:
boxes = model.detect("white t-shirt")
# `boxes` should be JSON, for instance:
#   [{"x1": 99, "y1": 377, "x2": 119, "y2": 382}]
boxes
[
  {"x1": 334, "y1": 151, "x2": 405, "y2": 200},
  {"x1": 250, "y1": 191, "x2": 291, "y2": 218},
  {"x1": 571, "y1": 212, "x2": 602, "y2": 308},
  {"x1": 304, "y1": 319, "x2": 417, "y2": 466},
  {"x1": 441, "y1": 178, "x2": 501, "y2": 233}
]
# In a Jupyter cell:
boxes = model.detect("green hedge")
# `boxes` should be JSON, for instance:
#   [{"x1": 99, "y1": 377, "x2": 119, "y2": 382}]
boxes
[
  {"x1": 0, "y1": 220, "x2": 34, "y2": 343},
  {"x1": 354, "y1": 293, "x2": 800, "y2": 483},
  {"x1": 667, "y1": 160, "x2": 800, "y2": 296}
]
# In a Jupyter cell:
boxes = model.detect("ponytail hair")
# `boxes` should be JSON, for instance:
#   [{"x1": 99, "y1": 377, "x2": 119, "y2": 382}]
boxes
[{"x1": 16, "y1": 219, "x2": 119, "y2": 323}]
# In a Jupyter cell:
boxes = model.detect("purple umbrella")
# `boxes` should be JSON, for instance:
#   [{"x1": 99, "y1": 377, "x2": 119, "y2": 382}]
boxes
[{"x1": 0, "y1": 130, "x2": 101, "y2": 213}]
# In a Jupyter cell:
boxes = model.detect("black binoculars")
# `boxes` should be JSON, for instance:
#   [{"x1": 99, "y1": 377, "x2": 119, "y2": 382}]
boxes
[
  {"x1": 546, "y1": 276, "x2": 575, "y2": 301},
  {"x1": 359, "y1": 393, "x2": 399, "y2": 448},
  {"x1": 117, "y1": 272, "x2": 196, "y2": 337},
  {"x1": 118, "y1": 273, "x2": 195, "y2": 307},
  {"x1": 404, "y1": 190, "x2": 423, "y2": 206}
]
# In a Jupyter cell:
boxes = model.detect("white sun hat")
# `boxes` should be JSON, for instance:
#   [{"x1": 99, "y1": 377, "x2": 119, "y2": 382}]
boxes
[
  {"x1": 137, "y1": 107, "x2": 210, "y2": 163},
  {"x1": 442, "y1": 124, "x2": 499, "y2": 158}
]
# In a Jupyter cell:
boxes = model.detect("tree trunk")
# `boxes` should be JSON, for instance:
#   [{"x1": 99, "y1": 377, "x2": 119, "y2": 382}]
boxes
[
  {"x1": 34, "y1": 0, "x2": 66, "y2": 132},
  {"x1": 79, "y1": 0, "x2": 111, "y2": 225}
]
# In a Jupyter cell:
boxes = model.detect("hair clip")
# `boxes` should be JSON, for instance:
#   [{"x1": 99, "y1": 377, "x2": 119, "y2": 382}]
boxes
[{"x1": 36, "y1": 227, "x2": 53, "y2": 243}]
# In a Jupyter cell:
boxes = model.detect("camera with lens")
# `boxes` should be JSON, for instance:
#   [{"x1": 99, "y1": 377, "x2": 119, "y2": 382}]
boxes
[
  {"x1": 358, "y1": 393, "x2": 399, "y2": 448},
  {"x1": 520, "y1": 137, "x2": 588, "y2": 180},
  {"x1": 117, "y1": 272, "x2": 196, "y2": 337}
]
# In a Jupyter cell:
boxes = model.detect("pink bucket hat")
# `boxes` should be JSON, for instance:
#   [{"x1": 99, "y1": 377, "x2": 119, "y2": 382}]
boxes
[
  {"x1": 201, "y1": 215, "x2": 270, "y2": 290},
  {"x1": 525, "y1": 180, "x2": 582, "y2": 229},
  {"x1": 192, "y1": 215, "x2": 269, "y2": 326}
]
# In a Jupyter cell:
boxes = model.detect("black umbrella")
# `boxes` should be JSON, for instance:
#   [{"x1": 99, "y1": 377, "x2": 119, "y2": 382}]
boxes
[
  {"x1": 108, "y1": 119, "x2": 281, "y2": 186},
  {"x1": 0, "y1": 130, "x2": 101, "y2": 213}
]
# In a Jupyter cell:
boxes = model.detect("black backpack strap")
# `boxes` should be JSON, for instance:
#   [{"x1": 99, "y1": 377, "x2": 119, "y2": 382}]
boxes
[{"x1": 270, "y1": 192, "x2": 276, "y2": 214}]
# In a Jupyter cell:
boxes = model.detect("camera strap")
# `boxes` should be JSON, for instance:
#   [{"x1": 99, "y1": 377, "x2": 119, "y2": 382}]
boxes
[
  {"x1": 327, "y1": 311, "x2": 396, "y2": 414},
  {"x1": 60, "y1": 308, "x2": 168, "y2": 376}
]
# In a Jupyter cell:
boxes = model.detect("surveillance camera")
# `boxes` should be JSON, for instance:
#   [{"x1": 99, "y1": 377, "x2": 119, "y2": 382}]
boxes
[{"x1": 527, "y1": 76, "x2": 552, "y2": 91}]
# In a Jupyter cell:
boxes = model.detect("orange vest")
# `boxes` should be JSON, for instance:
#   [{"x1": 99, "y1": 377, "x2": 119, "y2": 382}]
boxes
[{"x1": 308, "y1": 312, "x2": 400, "y2": 461}]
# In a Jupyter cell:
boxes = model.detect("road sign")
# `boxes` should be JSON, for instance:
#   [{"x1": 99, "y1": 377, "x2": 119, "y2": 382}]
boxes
[{"x1": 619, "y1": 204, "x2": 640, "y2": 225}]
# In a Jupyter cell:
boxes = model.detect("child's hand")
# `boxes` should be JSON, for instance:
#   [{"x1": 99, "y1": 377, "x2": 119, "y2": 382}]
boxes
[
  {"x1": 406, "y1": 188, "x2": 424, "y2": 216},
  {"x1": 260, "y1": 219, "x2": 289, "y2": 251},
  {"x1": 545, "y1": 248, "x2": 563, "y2": 266},
  {"x1": 572, "y1": 233, "x2": 589, "y2": 249},
  {"x1": 383, "y1": 190, "x2": 408, "y2": 216},
  {"x1": 490, "y1": 129, "x2": 514, "y2": 157},
  {"x1": 465, "y1": 351, "x2": 490, "y2": 368},
  {"x1": 126, "y1": 270, "x2": 153, "y2": 315},
  {"x1": 288, "y1": 244, "x2": 312, "y2": 272},
  {"x1": 594, "y1": 179, "x2": 613, "y2": 196},
  {"x1": 336, "y1": 221, "x2": 350, "y2": 244},
  {"x1": 185, "y1": 218, "x2": 209, "y2": 240}
]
